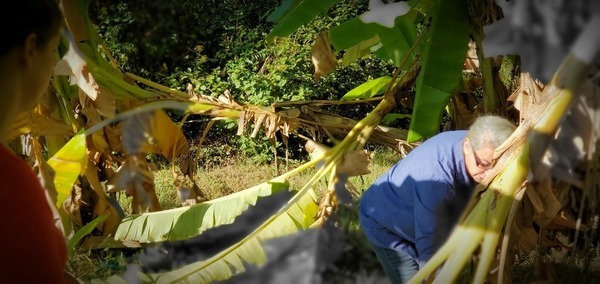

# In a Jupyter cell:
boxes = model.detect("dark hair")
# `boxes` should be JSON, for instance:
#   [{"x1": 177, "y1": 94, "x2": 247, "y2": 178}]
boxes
[{"x1": 0, "y1": 0, "x2": 63, "y2": 57}]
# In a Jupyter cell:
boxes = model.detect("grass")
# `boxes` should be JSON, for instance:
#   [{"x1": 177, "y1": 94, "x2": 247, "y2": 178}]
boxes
[
  {"x1": 68, "y1": 146, "x2": 600, "y2": 283},
  {"x1": 69, "y1": 146, "x2": 397, "y2": 281}
]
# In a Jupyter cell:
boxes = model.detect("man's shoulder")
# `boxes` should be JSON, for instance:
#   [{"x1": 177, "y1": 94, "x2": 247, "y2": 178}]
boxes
[
  {"x1": 434, "y1": 130, "x2": 467, "y2": 139},
  {"x1": 421, "y1": 130, "x2": 466, "y2": 146}
]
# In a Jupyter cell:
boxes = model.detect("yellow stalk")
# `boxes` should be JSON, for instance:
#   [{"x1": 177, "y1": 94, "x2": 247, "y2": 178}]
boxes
[
  {"x1": 408, "y1": 227, "x2": 466, "y2": 283},
  {"x1": 434, "y1": 227, "x2": 485, "y2": 283},
  {"x1": 411, "y1": 199, "x2": 488, "y2": 283},
  {"x1": 475, "y1": 230, "x2": 500, "y2": 283},
  {"x1": 87, "y1": 63, "x2": 156, "y2": 99}
]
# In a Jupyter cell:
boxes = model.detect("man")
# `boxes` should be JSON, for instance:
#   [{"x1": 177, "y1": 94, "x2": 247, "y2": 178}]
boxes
[{"x1": 358, "y1": 115, "x2": 516, "y2": 283}]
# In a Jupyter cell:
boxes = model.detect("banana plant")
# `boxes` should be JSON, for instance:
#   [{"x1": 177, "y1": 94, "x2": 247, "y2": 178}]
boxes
[
  {"x1": 84, "y1": 49, "x2": 421, "y2": 284},
  {"x1": 409, "y1": 14, "x2": 600, "y2": 283},
  {"x1": 267, "y1": 0, "x2": 473, "y2": 142}
]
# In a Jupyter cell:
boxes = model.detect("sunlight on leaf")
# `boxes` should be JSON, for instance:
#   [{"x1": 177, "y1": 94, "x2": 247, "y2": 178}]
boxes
[
  {"x1": 145, "y1": 188, "x2": 319, "y2": 283},
  {"x1": 47, "y1": 130, "x2": 87, "y2": 208},
  {"x1": 114, "y1": 178, "x2": 290, "y2": 242},
  {"x1": 54, "y1": 31, "x2": 97, "y2": 99},
  {"x1": 341, "y1": 76, "x2": 391, "y2": 100},
  {"x1": 6, "y1": 110, "x2": 74, "y2": 142},
  {"x1": 342, "y1": 35, "x2": 380, "y2": 65}
]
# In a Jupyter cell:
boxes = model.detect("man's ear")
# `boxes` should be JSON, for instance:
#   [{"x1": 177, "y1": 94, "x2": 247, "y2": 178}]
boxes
[
  {"x1": 464, "y1": 137, "x2": 471, "y2": 152},
  {"x1": 20, "y1": 33, "x2": 38, "y2": 67}
]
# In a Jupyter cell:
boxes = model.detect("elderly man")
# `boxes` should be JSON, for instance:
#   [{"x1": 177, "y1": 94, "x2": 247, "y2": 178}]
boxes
[{"x1": 358, "y1": 115, "x2": 516, "y2": 283}]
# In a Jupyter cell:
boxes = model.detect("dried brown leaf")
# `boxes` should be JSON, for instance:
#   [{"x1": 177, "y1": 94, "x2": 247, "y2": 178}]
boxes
[
  {"x1": 336, "y1": 150, "x2": 373, "y2": 177},
  {"x1": 464, "y1": 40, "x2": 479, "y2": 74},
  {"x1": 251, "y1": 113, "x2": 267, "y2": 138},
  {"x1": 121, "y1": 110, "x2": 189, "y2": 160},
  {"x1": 266, "y1": 115, "x2": 279, "y2": 139},
  {"x1": 237, "y1": 110, "x2": 249, "y2": 136},
  {"x1": 507, "y1": 72, "x2": 544, "y2": 122},
  {"x1": 106, "y1": 155, "x2": 160, "y2": 214},
  {"x1": 85, "y1": 160, "x2": 123, "y2": 235},
  {"x1": 6, "y1": 110, "x2": 74, "y2": 141},
  {"x1": 311, "y1": 32, "x2": 337, "y2": 81},
  {"x1": 54, "y1": 40, "x2": 99, "y2": 100},
  {"x1": 94, "y1": 86, "x2": 117, "y2": 118},
  {"x1": 525, "y1": 177, "x2": 561, "y2": 227}
]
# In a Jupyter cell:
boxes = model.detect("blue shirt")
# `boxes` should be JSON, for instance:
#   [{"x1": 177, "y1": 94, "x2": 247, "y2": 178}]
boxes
[{"x1": 358, "y1": 130, "x2": 476, "y2": 267}]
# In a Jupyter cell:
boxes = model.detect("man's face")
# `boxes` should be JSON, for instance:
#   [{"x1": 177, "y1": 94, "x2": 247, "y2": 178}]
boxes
[{"x1": 463, "y1": 138, "x2": 495, "y2": 183}]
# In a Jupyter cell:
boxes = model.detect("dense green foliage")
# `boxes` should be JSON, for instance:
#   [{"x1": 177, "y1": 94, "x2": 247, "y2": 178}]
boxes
[
  {"x1": 89, "y1": 0, "x2": 394, "y2": 103},
  {"x1": 89, "y1": 0, "x2": 398, "y2": 162}
]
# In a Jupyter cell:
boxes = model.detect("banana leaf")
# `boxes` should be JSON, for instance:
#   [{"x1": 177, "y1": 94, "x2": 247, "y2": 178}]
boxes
[
  {"x1": 267, "y1": 0, "x2": 341, "y2": 40},
  {"x1": 267, "y1": 0, "x2": 302, "y2": 23},
  {"x1": 144, "y1": 188, "x2": 319, "y2": 283},
  {"x1": 342, "y1": 35, "x2": 380, "y2": 65},
  {"x1": 329, "y1": 10, "x2": 417, "y2": 68},
  {"x1": 67, "y1": 214, "x2": 108, "y2": 258},
  {"x1": 407, "y1": 0, "x2": 469, "y2": 142},
  {"x1": 341, "y1": 76, "x2": 392, "y2": 100},
  {"x1": 114, "y1": 178, "x2": 290, "y2": 242},
  {"x1": 47, "y1": 130, "x2": 87, "y2": 208}
]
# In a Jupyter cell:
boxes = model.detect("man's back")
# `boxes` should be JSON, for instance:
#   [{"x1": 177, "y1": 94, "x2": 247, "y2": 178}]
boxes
[{"x1": 358, "y1": 130, "x2": 475, "y2": 265}]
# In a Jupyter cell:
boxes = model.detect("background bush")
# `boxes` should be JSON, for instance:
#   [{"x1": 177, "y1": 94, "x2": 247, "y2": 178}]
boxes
[{"x1": 89, "y1": 0, "x2": 398, "y2": 163}]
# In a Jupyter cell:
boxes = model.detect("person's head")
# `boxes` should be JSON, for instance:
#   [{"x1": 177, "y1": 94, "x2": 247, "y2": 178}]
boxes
[
  {"x1": 0, "y1": 0, "x2": 63, "y2": 113},
  {"x1": 463, "y1": 115, "x2": 516, "y2": 183}
]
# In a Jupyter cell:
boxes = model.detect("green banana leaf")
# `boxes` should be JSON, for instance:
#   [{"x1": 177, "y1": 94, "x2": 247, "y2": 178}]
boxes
[
  {"x1": 267, "y1": 0, "x2": 341, "y2": 40},
  {"x1": 67, "y1": 214, "x2": 108, "y2": 258},
  {"x1": 267, "y1": 0, "x2": 302, "y2": 23},
  {"x1": 340, "y1": 76, "x2": 392, "y2": 100},
  {"x1": 145, "y1": 188, "x2": 319, "y2": 283},
  {"x1": 375, "y1": 17, "x2": 417, "y2": 67},
  {"x1": 329, "y1": 17, "x2": 380, "y2": 51},
  {"x1": 407, "y1": 0, "x2": 469, "y2": 142},
  {"x1": 342, "y1": 35, "x2": 380, "y2": 65},
  {"x1": 329, "y1": 13, "x2": 417, "y2": 68},
  {"x1": 382, "y1": 113, "x2": 412, "y2": 125},
  {"x1": 47, "y1": 130, "x2": 87, "y2": 208},
  {"x1": 114, "y1": 178, "x2": 290, "y2": 242}
]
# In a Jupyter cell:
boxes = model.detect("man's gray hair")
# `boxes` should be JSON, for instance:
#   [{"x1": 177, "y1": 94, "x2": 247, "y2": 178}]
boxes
[{"x1": 467, "y1": 115, "x2": 516, "y2": 150}]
